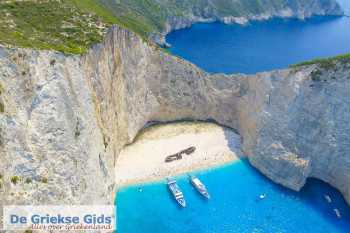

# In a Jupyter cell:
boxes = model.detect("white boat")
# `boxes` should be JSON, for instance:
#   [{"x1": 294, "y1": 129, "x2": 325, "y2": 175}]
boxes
[
  {"x1": 190, "y1": 176, "x2": 210, "y2": 199},
  {"x1": 334, "y1": 208, "x2": 342, "y2": 218},
  {"x1": 167, "y1": 178, "x2": 186, "y2": 207},
  {"x1": 324, "y1": 194, "x2": 332, "y2": 203}
]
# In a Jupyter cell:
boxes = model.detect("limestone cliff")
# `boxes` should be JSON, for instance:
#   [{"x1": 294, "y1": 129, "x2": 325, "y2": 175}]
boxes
[{"x1": 1, "y1": 26, "x2": 350, "y2": 211}]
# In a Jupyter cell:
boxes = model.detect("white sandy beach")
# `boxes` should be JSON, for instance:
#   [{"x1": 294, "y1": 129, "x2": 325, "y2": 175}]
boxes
[{"x1": 115, "y1": 122, "x2": 244, "y2": 187}]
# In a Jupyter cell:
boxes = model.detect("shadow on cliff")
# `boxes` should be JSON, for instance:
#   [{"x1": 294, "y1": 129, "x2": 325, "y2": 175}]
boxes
[
  {"x1": 128, "y1": 118, "x2": 240, "y2": 146},
  {"x1": 132, "y1": 118, "x2": 246, "y2": 161},
  {"x1": 223, "y1": 127, "x2": 245, "y2": 159}
]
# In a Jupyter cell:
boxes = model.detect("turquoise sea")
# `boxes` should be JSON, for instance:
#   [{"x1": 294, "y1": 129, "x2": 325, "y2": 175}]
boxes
[{"x1": 116, "y1": 161, "x2": 350, "y2": 233}]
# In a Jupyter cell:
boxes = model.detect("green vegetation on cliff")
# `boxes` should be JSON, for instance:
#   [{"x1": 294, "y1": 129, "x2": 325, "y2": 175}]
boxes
[
  {"x1": 0, "y1": 0, "x2": 116, "y2": 53},
  {"x1": 0, "y1": 0, "x2": 168, "y2": 53},
  {"x1": 291, "y1": 53, "x2": 350, "y2": 69}
]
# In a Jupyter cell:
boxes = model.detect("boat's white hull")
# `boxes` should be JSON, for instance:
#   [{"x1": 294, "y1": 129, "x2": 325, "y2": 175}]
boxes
[
  {"x1": 190, "y1": 177, "x2": 210, "y2": 199},
  {"x1": 167, "y1": 178, "x2": 187, "y2": 207}
]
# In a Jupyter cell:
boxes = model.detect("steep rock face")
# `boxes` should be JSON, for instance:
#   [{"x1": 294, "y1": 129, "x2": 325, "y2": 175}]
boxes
[
  {"x1": 163, "y1": 0, "x2": 344, "y2": 27},
  {"x1": 0, "y1": 49, "x2": 113, "y2": 205},
  {"x1": 1, "y1": 26, "x2": 350, "y2": 209},
  {"x1": 82, "y1": 26, "x2": 245, "y2": 163},
  {"x1": 242, "y1": 64, "x2": 350, "y2": 201}
]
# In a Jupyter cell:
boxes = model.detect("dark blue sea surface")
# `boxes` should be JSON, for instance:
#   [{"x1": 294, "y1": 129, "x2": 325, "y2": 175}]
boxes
[
  {"x1": 116, "y1": 161, "x2": 350, "y2": 233},
  {"x1": 166, "y1": 16, "x2": 350, "y2": 74}
]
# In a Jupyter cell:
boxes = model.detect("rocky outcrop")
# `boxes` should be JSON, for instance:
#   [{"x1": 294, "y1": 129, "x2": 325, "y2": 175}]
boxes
[
  {"x1": 242, "y1": 64, "x2": 350, "y2": 200},
  {"x1": 1, "y1": 25, "x2": 350, "y2": 210}
]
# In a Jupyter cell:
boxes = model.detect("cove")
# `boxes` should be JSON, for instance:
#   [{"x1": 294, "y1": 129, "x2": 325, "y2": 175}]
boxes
[
  {"x1": 116, "y1": 3, "x2": 350, "y2": 232},
  {"x1": 116, "y1": 160, "x2": 350, "y2": 233},
  {"x1": 166, "y1": 16, "x2": 350, "y2": 74}
]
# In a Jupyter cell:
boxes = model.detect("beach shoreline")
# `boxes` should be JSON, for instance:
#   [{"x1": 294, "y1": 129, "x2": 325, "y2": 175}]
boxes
[{"x1": 115, "y1": 122, "x2": 244, "y2": 189}]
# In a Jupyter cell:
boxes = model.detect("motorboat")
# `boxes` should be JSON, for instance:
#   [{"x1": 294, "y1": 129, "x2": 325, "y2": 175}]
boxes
[
  {"x1": 189, "y1": 175, "x2": 210, "y2": 199},
  {"x1": 167, "y1": 178, "x2": 186, "y2": 207}
]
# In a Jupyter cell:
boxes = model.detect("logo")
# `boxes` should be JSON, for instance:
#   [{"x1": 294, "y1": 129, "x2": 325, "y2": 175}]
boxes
[{"x1": 2, "y1": 205, "x2": 116, "y2": 231}]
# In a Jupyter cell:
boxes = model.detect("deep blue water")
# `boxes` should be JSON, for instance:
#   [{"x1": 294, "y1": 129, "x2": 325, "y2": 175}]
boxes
[
  {"x1": 116, "y1": 160, "x2": 350, "y2": 233},
  {"x1": 167, "y1": 16, "x2": 350, "y2": 74}
]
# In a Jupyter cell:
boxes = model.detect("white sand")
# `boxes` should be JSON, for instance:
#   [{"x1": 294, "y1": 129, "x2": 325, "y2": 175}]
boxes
[{"x1": 115, "y1": 122, "x2": 243, "y2": 187}]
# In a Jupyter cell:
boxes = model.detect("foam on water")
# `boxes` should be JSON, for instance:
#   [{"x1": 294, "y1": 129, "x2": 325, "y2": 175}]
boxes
[{"x1": 116, "y1": 160, "x2": 350, "y2": 233}]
